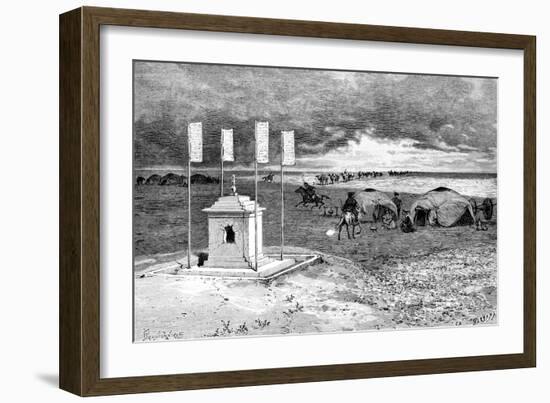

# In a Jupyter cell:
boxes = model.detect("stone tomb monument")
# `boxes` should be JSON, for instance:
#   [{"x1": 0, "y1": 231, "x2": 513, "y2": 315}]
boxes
[
  {"x1": 202, "y1": 194, "x2": 271, "y2": 269},
  {"x1": 191, "y1": 177, "x2": 305, "y2": 278}
]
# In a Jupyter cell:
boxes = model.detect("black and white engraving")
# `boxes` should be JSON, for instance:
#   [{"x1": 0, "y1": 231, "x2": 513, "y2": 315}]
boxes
[{"x1": 133, "y1": 61, "x2": 497, "y2": 342}]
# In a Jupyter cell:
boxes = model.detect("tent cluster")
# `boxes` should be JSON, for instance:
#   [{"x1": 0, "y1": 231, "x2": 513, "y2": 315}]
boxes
[
  {"x1": 136, "y1": 173, "x2": 220, "y2": 186},
  {"x1": 353, "y1": 186, "x2": 488, "y2": 230}
]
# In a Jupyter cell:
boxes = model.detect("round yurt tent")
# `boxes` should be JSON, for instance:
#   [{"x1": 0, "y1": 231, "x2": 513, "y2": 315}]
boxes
[
  {"x1": 408, "y1": 187, "x2": 475, "y2": 227},
  {"x1": 354, "y1": 188, "x2": 398, "y2": 222}
]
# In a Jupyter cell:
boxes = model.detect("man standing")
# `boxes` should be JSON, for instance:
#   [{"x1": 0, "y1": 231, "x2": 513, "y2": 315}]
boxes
[{"x1": 392, "y1": 192, "x2": 402, "y2": 219}]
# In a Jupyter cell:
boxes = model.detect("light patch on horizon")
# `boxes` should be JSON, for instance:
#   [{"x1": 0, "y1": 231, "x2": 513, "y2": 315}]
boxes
[{"x1": 297, "y1": 135, "x2": 496, "y2": 173}]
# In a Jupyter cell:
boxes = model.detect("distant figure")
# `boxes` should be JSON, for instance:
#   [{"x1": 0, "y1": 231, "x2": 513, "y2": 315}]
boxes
[
  {"x1": 382, "y1": 210, "x2": 396, "y2": 229},
  {"x1": 481, "y1": 198, "x2": 495, "y2": 220},
  {"x1": 400, "y1": 215, "x2": 416, "y2": 233},
  {"x1": 341, "y1": 192, "x2": 359, "y2": 223},
  {"x1": 136, "y1": 176, "x2": 145, "y2": 185},
  {"x1": 262, "y1": 172, "x2": 274, "y2": 183},
  {"x1": 473, "y1": 198, "x2": 493, "y2": 231},
  {"x1": 474, "y1": 210, "x2": 488, "y2": 231},
  {"x1": 392, "y1": 192, "x2": 402, "y2": 218},
  {"x1": 230, "y1": 174, "x2": 237, "y2": 195}
]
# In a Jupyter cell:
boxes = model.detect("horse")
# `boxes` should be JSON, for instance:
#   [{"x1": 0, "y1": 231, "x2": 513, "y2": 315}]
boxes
[
  {"x1": 295, "y1": 186, "x2": 330, "y2": 209},
  {"x1": 337, "y1": 211, "x2": 362, "y2": 240},
  {"x1": 262, "y1": 173, "x2": 274, "y2": 183}
]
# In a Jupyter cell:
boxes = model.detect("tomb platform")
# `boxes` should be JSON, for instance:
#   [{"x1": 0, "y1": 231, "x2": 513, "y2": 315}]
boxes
[{"x1": 146, "y1": 253, "x2": 321, "y2": 281}]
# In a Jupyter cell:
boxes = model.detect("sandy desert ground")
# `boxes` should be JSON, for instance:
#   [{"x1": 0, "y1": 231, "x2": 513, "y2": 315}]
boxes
[{"x1": 135, "y1": 243, "x2": 496, "y2": 341}]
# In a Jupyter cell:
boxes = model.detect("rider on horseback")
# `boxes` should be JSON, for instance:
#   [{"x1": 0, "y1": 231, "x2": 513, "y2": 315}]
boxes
[
  {"x1": 342, "y1": 192, "x2": 359, "y2": 223},
  {"x1": 303, "y1": 181, "x2": 316, "y2": 198}
]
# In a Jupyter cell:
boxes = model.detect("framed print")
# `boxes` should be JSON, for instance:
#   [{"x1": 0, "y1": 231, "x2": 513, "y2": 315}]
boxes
[{"x1": 59, "y1": 6, "x2": 536, "y2": 396}]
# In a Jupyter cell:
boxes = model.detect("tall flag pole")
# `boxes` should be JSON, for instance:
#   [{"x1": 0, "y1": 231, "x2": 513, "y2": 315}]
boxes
[
  {"x1": 280, "y1": 134, "x2": 284, "y2": 261},
  {"x1": 220, "y1": 130, "x2": 224, "y2": 197},
  {"x1": 187, "y1": 122, "x2": 203, "y2": 269},
  {"x1": 221, "y1": 128, "x2": 234, "y2": 197},
  {"x1": 187, "y1": 135, "x2": 191, "y2": 269},
  {"x1": 254, "y1": 121, "x2": 269, "y2": 271},
  {"x1": 254, "y1": 124, "x2": 258, "y2": 272},
  {"x1": 280, "y1": 130, "x2": 295, "y2": 261}
]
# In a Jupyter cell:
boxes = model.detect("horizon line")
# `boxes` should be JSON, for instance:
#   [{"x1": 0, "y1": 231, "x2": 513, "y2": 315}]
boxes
[{"x1": 134, "y1": 166, "x2": 497, "y2": 175}]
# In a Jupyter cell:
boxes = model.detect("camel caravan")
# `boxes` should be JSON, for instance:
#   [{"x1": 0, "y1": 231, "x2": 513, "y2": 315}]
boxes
[{"x1": 314, "y1": 170, "x2": 392, "y2": 186}]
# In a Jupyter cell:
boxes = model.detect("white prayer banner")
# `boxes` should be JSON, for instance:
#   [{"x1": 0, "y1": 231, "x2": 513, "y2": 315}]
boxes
[
  {"x1": 221, "y1": 129, "x2": 234, "y2": 162},
  {"x1": 188, "y1": 122, "x2": 203, "y2": 162},
  {"x1": 255, "y1": 121, "x2": 269, "y2": 164},
  {"x1": 281, "y1": 130, "x2": 296, "y2": 166}
]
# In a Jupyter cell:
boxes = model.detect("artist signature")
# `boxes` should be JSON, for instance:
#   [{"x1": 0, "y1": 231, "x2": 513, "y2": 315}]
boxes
[
  {"x1": 472, "y1": 312, "x2": 496, "y2": 325},
  {"x1": 454, "y1": 312, "x2": 496, "y2": 327}
]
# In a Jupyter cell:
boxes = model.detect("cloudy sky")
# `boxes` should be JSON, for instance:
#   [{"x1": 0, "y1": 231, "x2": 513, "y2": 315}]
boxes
[{"x1": 134, "y1": 61, "x2": 497, "y2": 172}]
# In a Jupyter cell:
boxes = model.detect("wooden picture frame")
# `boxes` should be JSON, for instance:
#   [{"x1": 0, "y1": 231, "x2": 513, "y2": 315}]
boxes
[{"x1": 59, "y1": 6, "x2": 536, "y2": 396}]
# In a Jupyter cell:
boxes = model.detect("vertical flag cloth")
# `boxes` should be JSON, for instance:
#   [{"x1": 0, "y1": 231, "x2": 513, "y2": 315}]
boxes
[
  {"x1": 188, "y1": 122, "x2": 203, "y2": 162},
  {"x1": 221, "y1": 129, "x2": 234, "y2": 162},
  {"x1": 281, "y1": 130, "x2": 296, "y2": 166},
  {"x1": 255, "y1": 121, "x2": 269, "y2": 163}
]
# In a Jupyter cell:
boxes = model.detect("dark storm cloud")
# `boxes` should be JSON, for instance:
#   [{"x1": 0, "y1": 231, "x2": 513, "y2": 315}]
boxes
[{"x1": 133, "y1": 62, "x2": 497, "y2": 169}]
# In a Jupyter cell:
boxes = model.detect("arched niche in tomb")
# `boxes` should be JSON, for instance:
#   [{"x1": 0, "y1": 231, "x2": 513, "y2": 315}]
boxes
[{"x1": 224, "y1": 225, "x2": 235, "y2": 243}]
